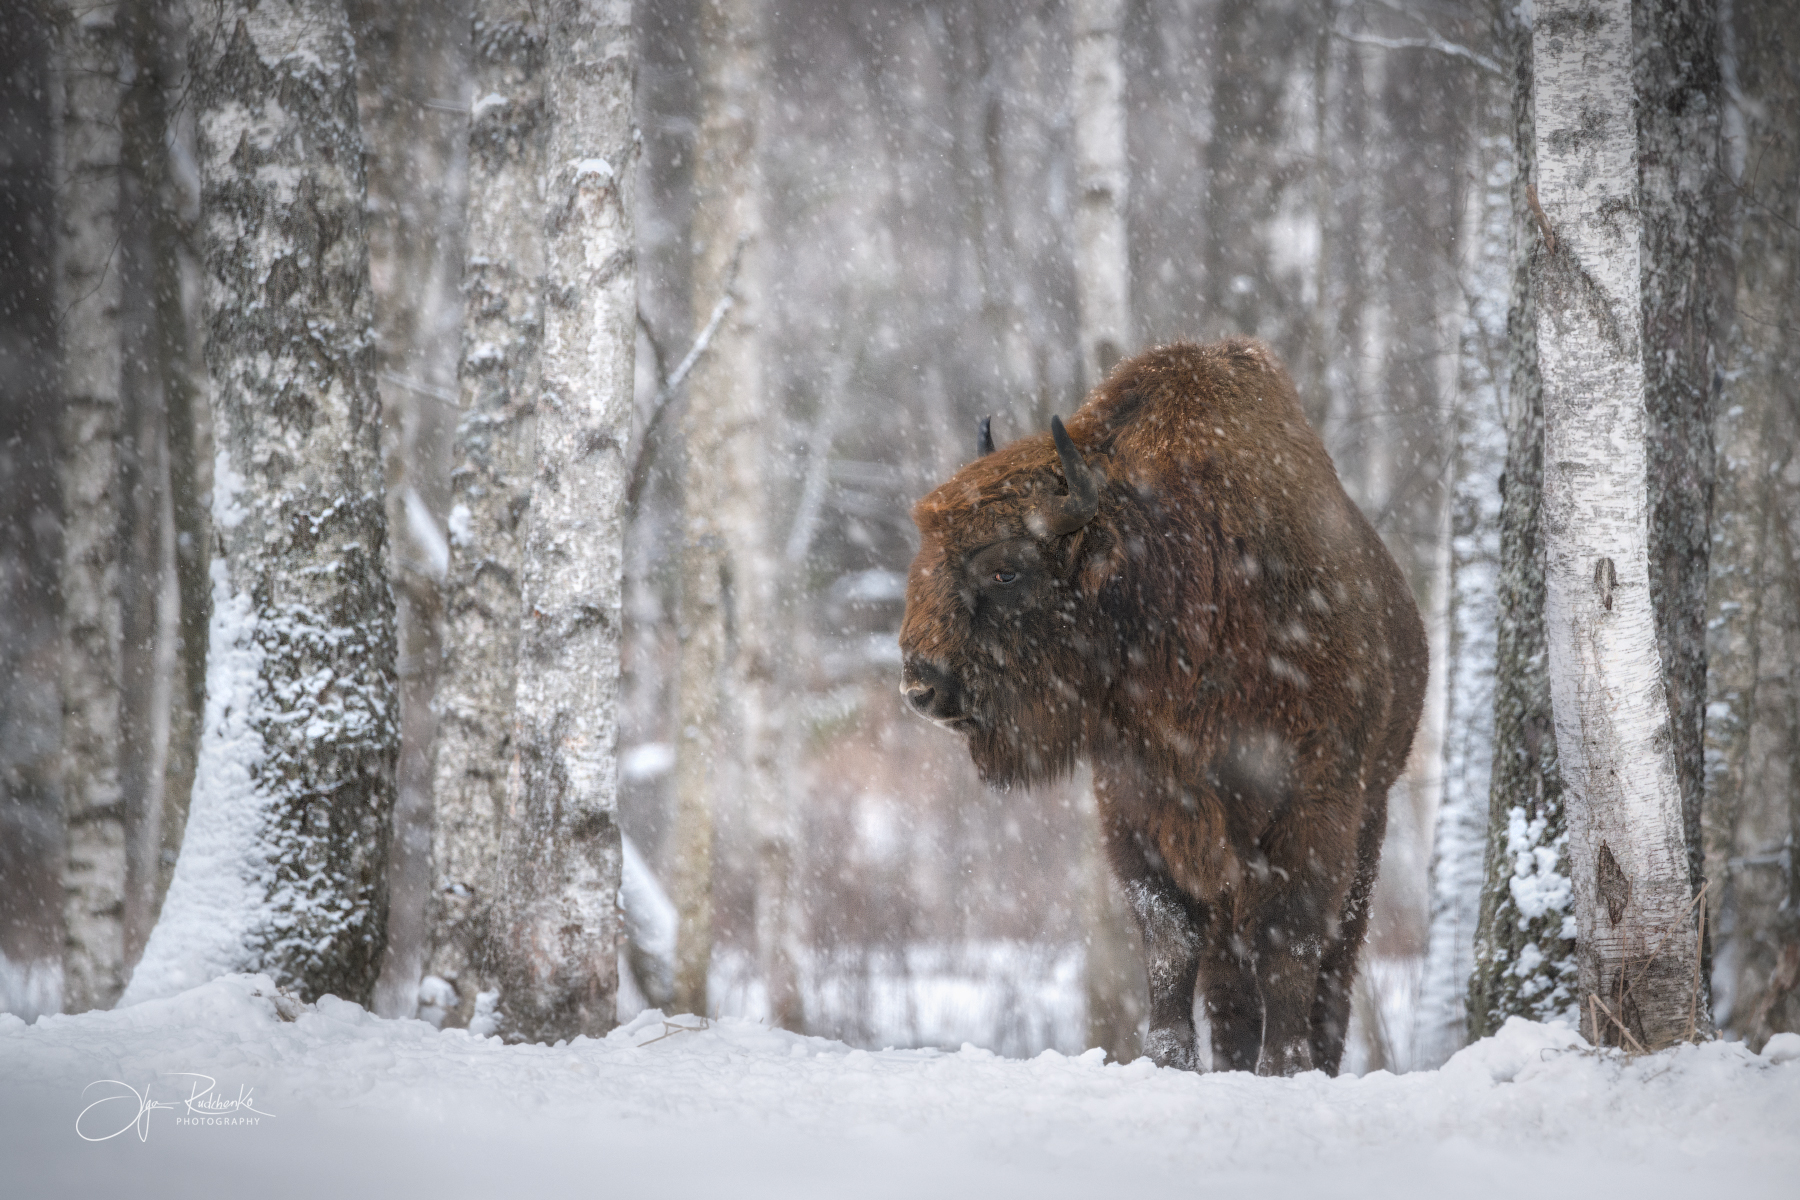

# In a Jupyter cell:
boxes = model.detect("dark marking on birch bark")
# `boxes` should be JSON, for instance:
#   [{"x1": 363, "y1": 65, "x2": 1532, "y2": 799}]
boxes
[
  {"x1": 1597, "y1": 841, "x2": 1632, "y2": 924},
  {"x1": 1594, "y1": 556, "x2": 1616, "y2": 611}
]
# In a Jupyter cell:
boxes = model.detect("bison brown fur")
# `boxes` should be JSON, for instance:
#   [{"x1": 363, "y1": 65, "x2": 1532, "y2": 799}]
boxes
[{"x1": 898, "y1": 339, "x2": 1427, "y2": 1076}]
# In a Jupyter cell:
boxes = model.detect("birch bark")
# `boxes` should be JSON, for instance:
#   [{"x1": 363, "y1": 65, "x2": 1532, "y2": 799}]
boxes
[
  {"x1": 489, "y1": 0, "x2": 634, "y2": 1043},
  {"x1": 671, "y1": 0, "x2": 772, "y2": 1021},
  {"x1": 51, "y1": 0, "x2": 130, "y2": 1015},
  {"x1": 1533, "y1": 0, "x2": 1709, "y2": 1049},
  {"x1": 121, "y1": 0, "x2": 398, "y2": 1007},
  {"x1": 422, "y1": 1, "x2": 544, "y2": 1033}
]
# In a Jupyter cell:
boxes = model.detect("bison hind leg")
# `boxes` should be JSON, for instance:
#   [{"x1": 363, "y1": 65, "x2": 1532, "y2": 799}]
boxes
[
  {"x1": 1309, "y1": 813, "x2": 1384, "y2": 1076},
  {"x1": 1200, "y1": 931, "x2": 1261, "y2": 1072}
]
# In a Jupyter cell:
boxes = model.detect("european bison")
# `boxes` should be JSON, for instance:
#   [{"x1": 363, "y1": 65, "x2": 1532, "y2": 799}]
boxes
[{"x1": 898, "y1": 340, "x2": 1427, "y2": 1076}]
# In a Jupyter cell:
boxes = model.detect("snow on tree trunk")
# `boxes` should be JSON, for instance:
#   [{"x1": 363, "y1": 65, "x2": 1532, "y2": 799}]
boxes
[
  {"x1": 671, "y1": 0, "x2": 775, "y2": 1022},
  {"x1": 121, "y1": 0, "x2": 398, "y2": 1007},
  {"x1": 1069, "y1": 0, "x2": 1142, "y2": 1062},
  {"x1": 1467, "y1": 6, "x2": 1578, "y2": 1039},
  {"x1": 1636, "y1": 0, "x2": 1724, "y2": 941},
  {"x1": 1532, "y1": 0, "x2": 1710, "y2": 1050},
  {"x1": 1705, "y1": 0, "x2": 1800, "y2": 1045},
  {"x1": 1416, "y1": 104, "x2": 1511, "y2": 1068},
  {"x1": 51, "y1": 0, "x2": 130, "y2": 1015},
  {"x1": 422, "y1": 2, "x2": 544, "y2": 1033},
  {"x1": 487, "y1": 0, "x2": 634, "y2": 1044}
]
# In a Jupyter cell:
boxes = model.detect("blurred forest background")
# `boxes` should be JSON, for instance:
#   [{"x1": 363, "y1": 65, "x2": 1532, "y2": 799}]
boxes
[{"x1": 2, "y1": 0, "x2": 1794, "y2": 1072}]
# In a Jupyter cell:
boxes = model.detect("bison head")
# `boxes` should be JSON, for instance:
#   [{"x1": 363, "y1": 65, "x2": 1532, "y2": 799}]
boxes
[{"x1": 898, "y1": 415, "x2": 1113, "y2": 787}]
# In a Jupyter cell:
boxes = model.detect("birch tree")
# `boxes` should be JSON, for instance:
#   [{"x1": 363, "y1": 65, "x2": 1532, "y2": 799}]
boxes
[
  {"x1": 121, "y1": 0, "x2": 398, "y2": 1007},
  {"x1": 51, "y1": 0, "x2": 130, "y2": 1014},
  {"x1": 1532, "y1": 0, "x2": 1709, "y2": 1050},
  {"x1": 1467, "y1": 3, "x2": 1577, "y2": 1039},
  {"x1": 422, "y1": 0, "x2": 544, "y2": 1034},
  {"x1": 1417, "y1": 92, "x2": 1511, "y2": 1067},
  {"x1": 1069, "y1": 0, "x2": 1142, "y2": 1062},
  {"x1": 671, "y1": 0, "x2": 775, "y2": 1021},
  {"x1": 487, "y1": 0, "x2": 635, "y2": 1043}
]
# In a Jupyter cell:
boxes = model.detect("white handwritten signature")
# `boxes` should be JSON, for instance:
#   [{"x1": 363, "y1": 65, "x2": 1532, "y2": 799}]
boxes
[{"x1": 76, "y1": 1074, "x2": 275, "y2": 1142}]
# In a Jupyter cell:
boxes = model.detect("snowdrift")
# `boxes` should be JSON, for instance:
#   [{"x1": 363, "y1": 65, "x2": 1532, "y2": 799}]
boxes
[{"x1": 3, "y1": 974, "x2": 1795, "y2": 1199}]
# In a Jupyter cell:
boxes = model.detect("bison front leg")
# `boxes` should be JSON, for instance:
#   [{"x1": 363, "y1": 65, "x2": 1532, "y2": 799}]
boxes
[{"x1": 1121, "y1": 875, "x2": 1203, "y2": 1071}]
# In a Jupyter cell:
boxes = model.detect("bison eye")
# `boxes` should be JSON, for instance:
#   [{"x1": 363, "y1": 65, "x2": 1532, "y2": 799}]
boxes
[{"x1": 993, "y1": 571, "x2": 1018, "y2": 584}]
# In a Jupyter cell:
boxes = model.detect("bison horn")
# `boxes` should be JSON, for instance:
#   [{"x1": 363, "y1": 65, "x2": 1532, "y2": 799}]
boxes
[
  {"x1": 1041, "y1": 415, "x2": 1099, "y2": 535},
  {"x1": 977, "y1": 415, "x2": 995, "y2": 458}
]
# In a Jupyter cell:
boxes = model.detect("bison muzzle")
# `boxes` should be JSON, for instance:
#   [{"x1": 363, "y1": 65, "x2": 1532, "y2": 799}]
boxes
[{"x1": 898, "y1": 340, "x2": 1427, "y2": 1076}]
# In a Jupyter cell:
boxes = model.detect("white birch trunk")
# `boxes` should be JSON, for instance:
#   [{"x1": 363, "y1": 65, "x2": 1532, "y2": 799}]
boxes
[
  {"x1": 1533, "y1": 0, "x2": 1708, "y2": 1049},
  {"x1": 489, "y1": 0, "x2": 634, "y2": 1043},
  {"x1": 51, "y1": 0, "x2": 130, "y2": 1015},
  {"x1": 671, "y1": 0, "x2": 775, "y2": 1021},
  {"x1": 421, "y1": 2, "x2": 544, "y2": 1033},
  {"x1": 1072, "y1": 0, "x2": 1129, "y2": 388},
  {"x1": 1417, "y1": 118, "x2": 1511, "y2": 1067},
  {"x1": 1070, "y1": 0, "x2": 1142, "y2": 1061},
  {"x1": 122, "y1": 0, "x2": 398, "y2": 1007}
]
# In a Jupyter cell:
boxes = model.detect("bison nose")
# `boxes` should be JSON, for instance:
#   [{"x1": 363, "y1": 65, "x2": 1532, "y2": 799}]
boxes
[{"x1": 902, "y1": 657, "x2": 966, "y2": 723}]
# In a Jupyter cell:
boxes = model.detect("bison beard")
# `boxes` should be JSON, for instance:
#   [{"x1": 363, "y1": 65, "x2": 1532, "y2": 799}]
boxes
[{"x1": 899, "y1": 340, "x2": 1427, "y2": 1076}]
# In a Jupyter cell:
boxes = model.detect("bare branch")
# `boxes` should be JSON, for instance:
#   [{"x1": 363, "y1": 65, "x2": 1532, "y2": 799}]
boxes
[
  {"x1": 625, "y1": 235, "x2": 745, "y2": 508},
  {"x1": 1335, "y1": 30, "x2": 1502, "y2": 76}
]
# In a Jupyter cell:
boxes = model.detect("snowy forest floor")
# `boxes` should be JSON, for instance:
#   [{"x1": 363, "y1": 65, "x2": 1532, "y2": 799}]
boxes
[{"x1": 4, "y1": 975, "x2": 1796, "y2": 1199}]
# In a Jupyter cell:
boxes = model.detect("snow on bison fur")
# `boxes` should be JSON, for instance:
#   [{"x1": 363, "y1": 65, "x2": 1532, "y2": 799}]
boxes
[{"x1": 898, "y1": 339, "x2": 1427, "y2": 1076}]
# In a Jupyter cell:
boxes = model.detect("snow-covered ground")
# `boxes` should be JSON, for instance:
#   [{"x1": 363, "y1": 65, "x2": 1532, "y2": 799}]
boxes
[{"x1": 4, "y1": 975, "x2": 1796, "y2": 1200}]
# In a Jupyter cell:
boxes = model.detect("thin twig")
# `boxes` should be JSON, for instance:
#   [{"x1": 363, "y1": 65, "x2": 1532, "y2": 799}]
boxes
[
  {"x1": 1335, "y1": 30, "x2": 1503, "y2": 76},
  {"x1": 1688, "y1": 879, "x2": 1710, "y2": 1041},
  {"x1": 636, "y1": 1017, "x2": 710, "y2": 1046},
  {"x1": 1590, "y1": 993, "x2": 1648, "y2": 1055},
  {"x1": 1526, "y1": 184, "x2": 1556, "y2": 253},
  {"x1": 625, "y1": 236, "x2": 747, "y2": 507}
]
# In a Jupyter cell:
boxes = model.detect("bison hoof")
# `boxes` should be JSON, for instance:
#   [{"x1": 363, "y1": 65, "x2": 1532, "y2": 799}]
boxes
[
  {"x1": 1256, "y1": 1042, "x2": 1316, "y2": 1077},
  {"x1": 1143, "y1": 1028, "x2": 1199, "y2": 1072}
]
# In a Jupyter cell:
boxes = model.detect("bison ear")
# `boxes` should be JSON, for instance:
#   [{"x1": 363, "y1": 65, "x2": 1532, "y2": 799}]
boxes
[
  {"x1": 1035, "y1": 415, "x2": 1099, "y2": 536},
  {"x1": 977, "y1": 415, "x2": 995, "y2": 458}
]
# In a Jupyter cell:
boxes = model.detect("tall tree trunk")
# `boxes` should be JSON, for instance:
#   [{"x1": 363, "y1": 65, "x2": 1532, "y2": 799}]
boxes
[
  {"x1": 50, "y1": 0, "x2": 130, "y2": 1015},
  {"x1": 1467, "y1": 3, "x2": 1577, "y2": 1039},
  {"x1": 423, "y1": 0, "x2": 543, "y2": 1035},
  {"x1": 1070, "y1": 0, "x2": 1143, "y2": 1062},
  {"x1": 1636, "y1": 0, "x2": 1723, "y2": 941},
  {"x1": 1417, "y1": 88, "x2": 1512, "y2": 1067},
  {"x1": 118, "y1": 0, "x2": 208, "y2": 968},
  {"x1": 489, "y1": 0, "x2": 634, "y2": 1043},
  {"x1": 1706, "y1": 0, "x2": 1800, "y2": 1045},
  {"x1": 671, "y1": 0, "x2": 770, "y2": 1021},
  {"x1": 0, "y1": 2, "x2": 65, "y2": 1020},
  {"x1": 121, "y1": 0, "x2": 398, "y2": 1007},
  {"x1": 1533, "y1": 0, "x2": 1709, "y2": 1050},
  {"x1": 349, "y1": 0, "x2": 470, "y2": 1021}
]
